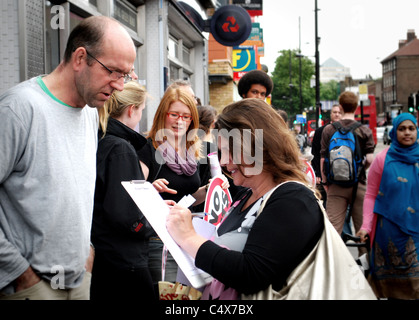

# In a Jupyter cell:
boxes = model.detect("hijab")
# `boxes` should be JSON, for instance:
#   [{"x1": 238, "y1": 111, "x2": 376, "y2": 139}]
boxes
[{"x1": 374, "y1": 113, "x2": 419, "y2": 235}]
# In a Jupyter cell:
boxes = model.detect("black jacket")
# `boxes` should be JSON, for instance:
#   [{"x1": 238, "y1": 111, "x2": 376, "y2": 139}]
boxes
[
  {"x1": 92, "y1": 118, "x2": 153, "y2": 270},
  {"x1": 311, "y1": 125, "x2": 327, "y2": 177}
]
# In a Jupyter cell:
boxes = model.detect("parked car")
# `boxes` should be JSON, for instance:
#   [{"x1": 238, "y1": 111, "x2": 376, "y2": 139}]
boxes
[{"x1": 383, "y1": 125, "x2": 393, "y2": 145}]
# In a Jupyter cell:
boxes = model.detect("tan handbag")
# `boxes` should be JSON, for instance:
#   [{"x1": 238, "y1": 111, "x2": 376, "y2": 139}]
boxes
[
  {"x1": 242, "y1": 181, "x2": 377, "y2": 300},
  {"x1": 158, "y1": 245, "x2": 202, "y2": 300},
  {"x1": 158, "y1": 281, "x2": 202, "y2": 300}
]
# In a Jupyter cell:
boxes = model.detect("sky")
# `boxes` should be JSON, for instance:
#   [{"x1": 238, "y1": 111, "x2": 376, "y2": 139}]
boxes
[{"x1": 256, "y1": 0, "x2": 419, "y2": 79}]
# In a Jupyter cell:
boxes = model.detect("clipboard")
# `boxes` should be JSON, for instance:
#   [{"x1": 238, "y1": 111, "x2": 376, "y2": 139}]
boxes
[{"x1": 121, "y1": 180, "x2": 213, "y2": 288}]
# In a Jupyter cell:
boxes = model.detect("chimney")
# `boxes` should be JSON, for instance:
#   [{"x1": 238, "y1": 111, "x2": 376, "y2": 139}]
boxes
[
  {"x1": 407, "y1": 29, "x2": 416, "y2": 43},
  {"x1": 399, "y1": 40, "x2": 407, "y2": 49}
]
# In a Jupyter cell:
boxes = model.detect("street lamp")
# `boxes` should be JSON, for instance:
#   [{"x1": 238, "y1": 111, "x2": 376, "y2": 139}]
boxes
[
  {"x1": 297, "y1": 16, "x2": 303, "y2": 115},
  {"x1": 314, "y1": 0, "x2": 321, "y2": 128},
  {"x1": 289, "y1": 50, "x2": 293, "y2": 111},
  {"x1": 295, "y1": 53, "x2": 304, "y2": 114}
]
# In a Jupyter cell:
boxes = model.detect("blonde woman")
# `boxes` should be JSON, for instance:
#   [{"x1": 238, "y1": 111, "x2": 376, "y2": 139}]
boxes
[{"x1": 91, "y1": 81, "x2": 155, "y2": 301}]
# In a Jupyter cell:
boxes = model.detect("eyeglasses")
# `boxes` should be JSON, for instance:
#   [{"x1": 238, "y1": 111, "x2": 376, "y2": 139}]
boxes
[
  {"x1": 86, "y1": 50, "x2": 133, "y2": 83},
  {"x1": 167, "y1": 112, "x2": 193, "y2": 122}
]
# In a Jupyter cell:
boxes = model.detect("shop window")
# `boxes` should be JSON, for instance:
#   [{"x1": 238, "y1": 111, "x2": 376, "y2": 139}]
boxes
[
  {"x1": 169, "y1": 37, "x2": 179, "y2": 60},
  {"x1": 183, "y1": 47, "x2": 190, "y2": 65},
  {"x1": 168, "y1": 35, "x2": 193, "y2": 82},
  {"x1": 170, "y1": 64, "x2": 180, "y2": 81},
  {"x1": 44, "y1": 2, "x2": 86, "y2": 73},
  {"x1": 113, "y1": 0, "x2": 138, "y2": 32}
]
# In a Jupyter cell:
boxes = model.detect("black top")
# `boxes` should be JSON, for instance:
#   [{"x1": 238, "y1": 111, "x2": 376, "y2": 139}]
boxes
[
  {"x1": 215, "y1": 188, "x2": 255, "y2": 236},
  {"x1": 311, "y1": 125, "x2": 327, "y2": 177},
  {"x1": 92, "y1": 118, "x2": 153, "y2": 270},
  {"x1": 195, "y1": 182, "x2": 324, "y2": 295},
  {"x1": 138, "y1": 139, "x2": 201, "y2": 203}
]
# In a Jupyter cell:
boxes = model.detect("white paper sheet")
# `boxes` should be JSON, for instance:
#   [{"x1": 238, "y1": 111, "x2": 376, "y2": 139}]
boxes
[
  {"x1": 121, "y1": 181, "x2": 213, "y2": 288},
  {"x1": 176, "y1": 217, "x2": 216, "y2": 287}
]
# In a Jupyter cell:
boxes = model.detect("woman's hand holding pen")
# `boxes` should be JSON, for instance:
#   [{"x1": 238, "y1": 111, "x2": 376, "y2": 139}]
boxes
[
  {"x1": 164, "y1": 200, "x2": 176, "y2": 208},
  {"x1": 167, "y1": 204, "x2": 194, "y2": 241},
  {"x1": 164, "y1": 200, "x2": 206, "y2": 218},
  {"x1": 166, "y1": 204, "x2": 207, "y2": 258}
]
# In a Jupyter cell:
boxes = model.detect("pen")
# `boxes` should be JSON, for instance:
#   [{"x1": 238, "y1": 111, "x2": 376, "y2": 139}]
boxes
[{"x1": 191, "y1": 212, "x2": 207, "y2": 218}]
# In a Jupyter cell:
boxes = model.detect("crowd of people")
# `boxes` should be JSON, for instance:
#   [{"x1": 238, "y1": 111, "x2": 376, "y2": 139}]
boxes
[{"x1": 0, "y1": 15, "x2": 418, "y2": 301}]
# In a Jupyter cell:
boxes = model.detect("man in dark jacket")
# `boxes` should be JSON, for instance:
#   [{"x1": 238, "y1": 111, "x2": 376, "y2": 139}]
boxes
[
  {"x1": 320, "y1": 92, "x2": 375, "y2": 237},
  {"x1": 311, "y1": 104, "x2": 342, "y2": 206}
]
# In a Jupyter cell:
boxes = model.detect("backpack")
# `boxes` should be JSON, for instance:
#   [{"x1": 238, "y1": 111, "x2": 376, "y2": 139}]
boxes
[{"x1": 324, "y1": 121, "x2": 363, "y2": 187}]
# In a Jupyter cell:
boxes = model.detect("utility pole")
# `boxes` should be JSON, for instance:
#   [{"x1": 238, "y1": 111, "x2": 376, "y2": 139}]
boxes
[
  {"x1": 289, "y1": 49, "x2": 293, "y2": 111},
  {"x1": 299, "y1": 16, "x2": 303, "y2": 114},
  {"x1": 359, "y1": 81, "x2": 364, "y2": 124},
  {"x1": 315, "y1": 0, "x2": 321, "y2": 128}
]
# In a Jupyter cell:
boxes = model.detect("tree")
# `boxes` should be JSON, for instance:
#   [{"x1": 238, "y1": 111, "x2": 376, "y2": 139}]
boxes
[
  {"x1": 271, "y1": 49, "x2": 315, "y2": 119},
  {"x1": 320, "y1": 80, "x2": 340, "y2": 101}
]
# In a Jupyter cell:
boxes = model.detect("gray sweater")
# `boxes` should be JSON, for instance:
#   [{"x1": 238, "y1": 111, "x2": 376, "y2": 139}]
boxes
[{"x1": 0, "y1": 77, "x2": 98, "y2": 293}]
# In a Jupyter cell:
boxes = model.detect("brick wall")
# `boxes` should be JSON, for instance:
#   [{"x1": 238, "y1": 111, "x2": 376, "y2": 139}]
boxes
[
  {"x1": 209, "y1": 81, "x2": 235, "y2": 113},
  {"x1": 208, "y1": 60, "x2": 233, "y2": 78},
  {"x1": 397, "y1": 56, "x2": 419, "y2": 107},
  {"x1": 208, "y1": 59, "x2": 235, "y2": 111},
  {"x1": 208, "y1": 34, "x2": 232, "y2": 62}
]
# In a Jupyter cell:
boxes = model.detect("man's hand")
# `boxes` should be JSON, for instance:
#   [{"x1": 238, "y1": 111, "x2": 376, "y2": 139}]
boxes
[
  {"x1": 85, "y1": 245, "x2": 95, "y2": 273},
  {"x1": 14, "y1": 266, "x2": 41, "y2": 293}
]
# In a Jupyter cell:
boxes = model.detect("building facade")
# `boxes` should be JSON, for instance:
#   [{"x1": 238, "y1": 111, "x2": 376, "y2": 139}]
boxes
[
  {"x1": 320, "y1": 57, "x2": 351, "y2": 83},
  {"x1": 207, "y1": 33, "x2": 235, "y2": 113},
  {"x1": 0, "y1": 0, "x2": 214, "y2": 131},
  {"x1": 381, "y1": 29, "x2": 419, "y2": 116}
]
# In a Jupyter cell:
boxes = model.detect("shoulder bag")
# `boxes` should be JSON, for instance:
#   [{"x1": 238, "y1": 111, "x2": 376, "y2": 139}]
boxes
[{"x1": 242, "y1": 181, "x2": 377, "y2": 300}]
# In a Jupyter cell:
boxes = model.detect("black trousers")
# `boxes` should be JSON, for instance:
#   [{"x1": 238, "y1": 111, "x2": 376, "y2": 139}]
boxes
[{"x1": 90, "y1": 255, "x2": 156, "y2": 301}]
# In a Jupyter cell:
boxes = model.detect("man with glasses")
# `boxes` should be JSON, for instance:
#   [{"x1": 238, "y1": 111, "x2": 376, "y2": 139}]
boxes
[
  {"x1": 0, "y1": 16, "x2": 136, "y2": 300},
  {"x1": 86, "y1": 50, "x2": 137, "y2": 84}
]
